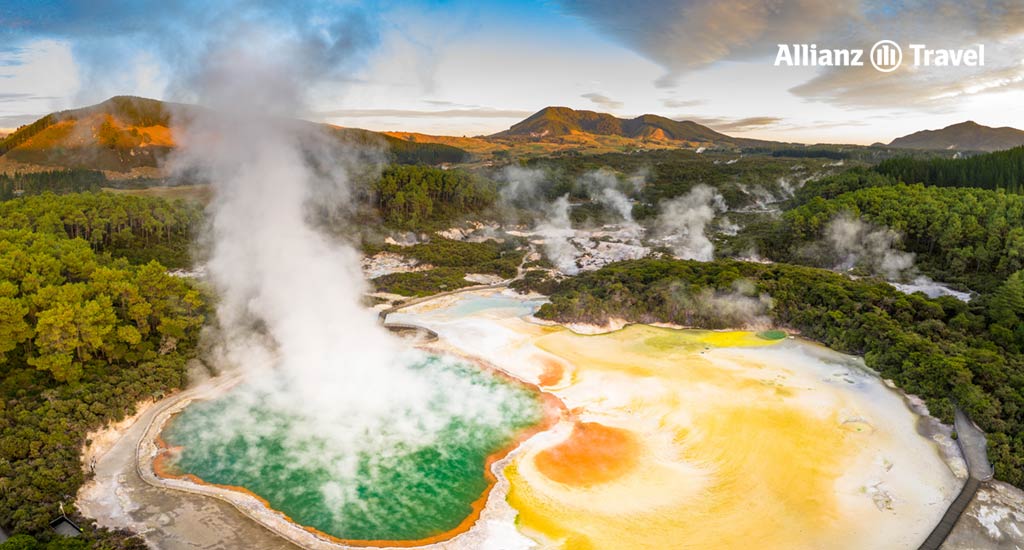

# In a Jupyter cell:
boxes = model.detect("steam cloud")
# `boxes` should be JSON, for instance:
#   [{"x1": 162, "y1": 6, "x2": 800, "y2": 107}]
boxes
[
  {"x1": 826, "y1": 214, "x2": 915, "y2": 280},
  {"x1": 536, "y1": 195, "x2": 582, "y2": 275},
  {"x1": 667, "y1": 279, "x2": 773, "y2": 329},
  {"x1": 167, "y1": 19, "x2": 533, "y2": 516},
  {"x1": 581, "y1": 168, "x2": 637, "y2": 225},
  {"x1": 654, "y1": 184, "x2": 726, "y2": 261},
  {"x1": 498, "y1": 165, "x2": 548, "y2": 207}
]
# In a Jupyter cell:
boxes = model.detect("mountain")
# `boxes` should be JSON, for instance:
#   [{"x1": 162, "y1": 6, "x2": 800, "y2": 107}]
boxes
[
  {"x1": 888, "y1": 121, "x2": 1024, "y2": 152},
  {"x1": 490, "y1": 106, "x2": 773, "y2": 147},
  {"x1": 0, "y1": 96, "x2": 469, "y2": 174}
]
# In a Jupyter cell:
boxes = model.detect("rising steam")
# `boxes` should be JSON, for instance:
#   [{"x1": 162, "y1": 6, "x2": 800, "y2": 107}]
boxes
[
  {"x1": 536, "y1": 195, "x2": 582, "y2": 275},
  {"x1": 581, "y1": 168, "x2": 638, "y2": 227},
  {"x1": 667, "y1": 278, "x2": 773, "y2": 329},
  {"x1": 825, "y1": 214, "x2": 915, "y2": 280},
  {"x1": 167, "y1": 20, "x2": 534, "y2": 516},
  {"x1": 653, "y1": 184, "x2": 726, "y2": 261}
]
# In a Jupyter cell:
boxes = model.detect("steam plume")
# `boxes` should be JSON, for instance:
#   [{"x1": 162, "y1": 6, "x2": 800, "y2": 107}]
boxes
[
  {"x1": 581, "y1": 168, "x2": 637, "y2": 225},
  {"x1": 826, "y1": 214, "x2": 915, "y2": 280},
  {"x1": 653, "y1": 184, "x2": 726, "y2": 261},
  {"x1": 536, "y1": 195, "x2": 582, "y2": 275},
  {"x1": 498, "y1": 165, "x2": 548, "y2": 207},
  {"x1": 667, "y1": 279, "x2": 773, "y2": 329},
  {"x1": 166, "y1": 20, "x2": 532, "y2": 517}
]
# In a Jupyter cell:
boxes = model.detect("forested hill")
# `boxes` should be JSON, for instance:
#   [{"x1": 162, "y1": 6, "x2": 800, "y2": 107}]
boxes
[
  {"x1": 875, "y1": 146, "x2": 1024, "y2": 193},
  {"x1": 0, "y1": 96, "x2": 469, "y2": 173}
]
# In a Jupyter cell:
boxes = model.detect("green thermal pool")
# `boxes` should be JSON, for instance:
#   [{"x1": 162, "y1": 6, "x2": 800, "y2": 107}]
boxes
[{"x1": 161, "y1": 355, "x2": 543, "y2": 542}]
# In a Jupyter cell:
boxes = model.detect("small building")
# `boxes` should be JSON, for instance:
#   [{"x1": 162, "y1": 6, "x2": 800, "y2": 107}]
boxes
[{"x1": 49, "y1": 515, "x2": 82, "y2": 537}]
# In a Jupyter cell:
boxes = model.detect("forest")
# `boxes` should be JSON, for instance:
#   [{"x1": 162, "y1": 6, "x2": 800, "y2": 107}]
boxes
[
  {"x1": 772, "y1": 182, "x2": 1024, "y2": 291},
  {"x1": 369, "y1": 238, "x2": 524, "y2": 296},
  {"x1": 0, "y1": 192, "x2": 205, "y2": 547},
  {"x1": 0, "y1": 192, "x2": 202, "y2": 269},
  {"x1": 535, "y1": 258, "x2": 1024, "y2": 486},
  {"x1": 370, "y1": 165, "x2": 497, "y2": 230},
  {"x1": 876, "y1": 146, "x2": 1024, "y2": 193},
  {"x1": 0, "y1": 171, "x2": 105, "y2": 202}
]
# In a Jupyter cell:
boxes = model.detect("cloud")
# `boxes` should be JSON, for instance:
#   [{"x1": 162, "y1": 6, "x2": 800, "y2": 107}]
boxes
[
  {"x1": 317, "y1": 107, "x2": 534, "y2": 119},
  {"x1": 1, "y1": 1, "x2": 381, "y2": 108},
  {"x1": 559, "y1": 0, "x2": 855, "y2": 84},
  {"x1": 791, "y1": 60, "x2": 1024, "y2": 110},
  {"x1": 559, "y1": 0, "x2": 1024, "y2": 108},
  {"x1": 0, "y1": 93, "x2": 55, "y2": 102},
  {"x1": 581, "y1": 92, "x2": 623, "y2": 109},
  {"x1": 0, "y1": 113, "x2": 42, "y2": 129},
  {"x1": 690, "y1": 115, "x2": 783, "y2": 132},
  {"x1": 0, "y1": 39, "x2": 79, "y2": 119},
  {"x1": 422, "y1": 99, "x2": 462, "y2": 107},
  {"x1": 661, "y1": 98, "x2": 704, "y2": 108}
]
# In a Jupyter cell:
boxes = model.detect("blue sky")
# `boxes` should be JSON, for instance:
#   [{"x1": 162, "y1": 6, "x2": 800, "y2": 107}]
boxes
[{"x1": 2, "y1": 0, "x2": 1024, "y2": 144}]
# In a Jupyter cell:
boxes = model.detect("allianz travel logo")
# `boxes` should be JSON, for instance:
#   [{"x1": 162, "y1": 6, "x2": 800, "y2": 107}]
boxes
[{"x1": 774, "y1": 41, "x2": 985, "y2": 72}]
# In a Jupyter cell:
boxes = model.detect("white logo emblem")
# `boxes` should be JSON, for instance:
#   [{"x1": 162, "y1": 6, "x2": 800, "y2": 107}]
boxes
[{"x1": 870, "y1": 40, "x2": 903, "y2": 72}]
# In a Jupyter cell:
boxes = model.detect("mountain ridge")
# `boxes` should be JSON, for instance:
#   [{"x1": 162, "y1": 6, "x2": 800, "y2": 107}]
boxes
[
  {"x1": 887, "y1": 120, "x2": 1024, "y2": 151},
  {"x1": 490, "y1": 106, "x2": 775, "y2": 147},
  {"x1": 0, "y1": 96, "x2": 470, "y2": 174}
]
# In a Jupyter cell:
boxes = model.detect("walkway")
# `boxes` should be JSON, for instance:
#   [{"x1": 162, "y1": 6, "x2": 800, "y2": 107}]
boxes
[{"x1": 918, "y1": 408, "x2": 994, "y2": 550}]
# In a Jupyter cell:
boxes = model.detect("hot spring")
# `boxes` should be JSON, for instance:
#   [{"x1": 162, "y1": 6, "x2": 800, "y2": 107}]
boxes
[
  {"x1": 151, "y1": 290, "x2": 962, "y2": 549},
  {"x1": 157, "y1": 353, "x2": 545, "y2": 543}
]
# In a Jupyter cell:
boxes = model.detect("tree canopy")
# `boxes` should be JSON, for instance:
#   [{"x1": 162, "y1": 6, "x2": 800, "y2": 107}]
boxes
[{"x1": 0, "y1": 193, "x2": 204, "y2": 546}]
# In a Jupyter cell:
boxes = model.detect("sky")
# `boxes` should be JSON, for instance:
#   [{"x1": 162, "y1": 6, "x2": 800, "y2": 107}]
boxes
[{"x1": 1, "y1": 0, "x2": 1023, "y2": 144}]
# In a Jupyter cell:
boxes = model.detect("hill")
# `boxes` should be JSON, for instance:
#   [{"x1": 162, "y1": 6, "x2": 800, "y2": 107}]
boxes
[
  {"x1": 490, "y1": 106, "x2": 774, "y2": 148},
  {"x1": 0, "y1": 96, "x2": 469, "y2": 175},
  {"x1": 888, "y1": 121, "x2": 1024, "y2": 152}
]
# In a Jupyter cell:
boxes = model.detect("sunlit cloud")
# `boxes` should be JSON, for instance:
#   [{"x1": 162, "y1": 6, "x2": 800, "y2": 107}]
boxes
[
  {"x1": 581, "y1": 92, "x2": 623, "y2": 109},
  {"x1": 318, "y1": 107, "x2": 534, "y2": 119}
]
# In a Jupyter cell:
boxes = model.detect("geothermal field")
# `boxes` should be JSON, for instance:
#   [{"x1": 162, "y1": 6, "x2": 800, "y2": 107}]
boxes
[
  {"x1": 132, "y1": 290, "x2": 963, "y2": 549},
  {"x1": 12, "y1": 4, "x2": 1024, "y2": 550}
]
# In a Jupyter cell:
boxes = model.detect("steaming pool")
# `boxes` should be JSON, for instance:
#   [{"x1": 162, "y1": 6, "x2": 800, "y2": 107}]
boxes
[
  {"x1": 153, "y1": 290, "x2": 962, "y2": 549},
  {"x1": 158, "y1": 354, "x2": 548, "y2": 544}
]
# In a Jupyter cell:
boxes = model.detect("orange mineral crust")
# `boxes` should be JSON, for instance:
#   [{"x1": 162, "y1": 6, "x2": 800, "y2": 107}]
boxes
[{"x1": 534, "y1": 422, "x2": 639, "y2": 486}]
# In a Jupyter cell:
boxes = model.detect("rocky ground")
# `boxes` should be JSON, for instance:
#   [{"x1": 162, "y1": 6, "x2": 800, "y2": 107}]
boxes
[{"x1": 944, "y1": 482, "x2": 1024, "y2": 549}]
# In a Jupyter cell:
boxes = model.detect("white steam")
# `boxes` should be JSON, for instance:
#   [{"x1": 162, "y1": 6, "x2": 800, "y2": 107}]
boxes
[
  {"x1": 890, "y1": 276, "x2": 973, "y2": 302},
  {"x1": 581, "y1": 168, "x2": 636, "y2": 224},
  {"x1": 536, "y1": 195, "x2": 582, "y2": 275},
  {"x1": 826, "y1": 214, "x2": 915, "y2": 280},
  {"x1": 167, "y1": 22, "x2": 533, "y2": 514},
  {"x1": 667, "y1": 279, "x2": 774, "y2": 329},
  {"x1": 653, "y1": 184, "x2": 726, "y2": 261},
  {"x1": 498, "y1": 165, "x2": 548, "y2": 206}
]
